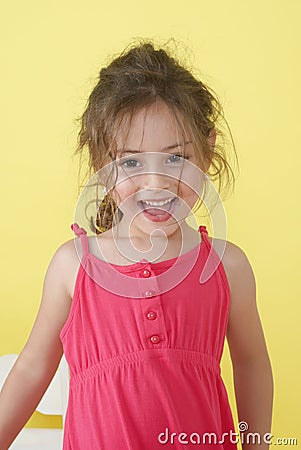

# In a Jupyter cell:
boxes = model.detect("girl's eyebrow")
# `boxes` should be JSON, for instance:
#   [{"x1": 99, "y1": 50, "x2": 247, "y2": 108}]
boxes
[{"x1": 117, "y1": 141, "x2": 192, "y2": 155}]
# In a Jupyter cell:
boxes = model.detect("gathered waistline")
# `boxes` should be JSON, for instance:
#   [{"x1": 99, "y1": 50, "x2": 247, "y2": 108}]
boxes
[{"x1": 70, "y1": 348, "x2": 220, "y2": 386}]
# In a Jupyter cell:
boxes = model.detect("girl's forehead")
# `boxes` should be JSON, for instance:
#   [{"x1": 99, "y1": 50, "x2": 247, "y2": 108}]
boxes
[{"x1": 115, "y1": 102, "x2": 191, "y2": 150}]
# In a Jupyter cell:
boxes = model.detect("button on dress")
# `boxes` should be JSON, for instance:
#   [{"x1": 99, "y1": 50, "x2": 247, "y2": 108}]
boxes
[{"x1": 60, "y1": 223, "x2": 238, "y2": 449}]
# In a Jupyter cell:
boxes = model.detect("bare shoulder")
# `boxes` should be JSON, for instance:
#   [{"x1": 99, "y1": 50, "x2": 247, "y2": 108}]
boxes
[
  {"x1": 16, "y1": 238, "x2": 82, "y2": 371},
  {"x1": 205, "y1": 237, "x2": 271, "y2": 367},
  {"x1": 52, "y1": 237, "x2": 82, "y2": 299},
  {"x1": 207, "y1": 235, "x2": 255, "y2": 298},
  {"x1": 55, "y1": 229, "x2": 124, "y2": 298}
]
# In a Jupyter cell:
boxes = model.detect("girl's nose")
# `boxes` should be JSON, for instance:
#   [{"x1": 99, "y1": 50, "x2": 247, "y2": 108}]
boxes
[{"x1": 141, "y1": 171, "x2": 171, "y2": 190}]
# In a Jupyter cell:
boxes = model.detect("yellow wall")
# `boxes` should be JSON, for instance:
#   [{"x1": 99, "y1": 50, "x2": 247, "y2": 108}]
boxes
[{"x1": 0, "y1": 0, "x2": 300, "y2": 443}]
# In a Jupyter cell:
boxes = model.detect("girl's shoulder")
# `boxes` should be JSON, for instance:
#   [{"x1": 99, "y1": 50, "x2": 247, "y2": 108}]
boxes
[
  {"x1": 207, "y1": 236, "x2": 252, "y2": 296},
  {"x1": 52, "y1": 237, "x2": 84, "y2": 300},
  {"x1": 56, "y1": 231, "x2": 117, "y2": 299}
]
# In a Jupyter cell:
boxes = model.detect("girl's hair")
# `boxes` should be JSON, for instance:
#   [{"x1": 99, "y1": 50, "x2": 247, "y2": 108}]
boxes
[{"x1": 74, "y1": 38, "x2": 239, "y2": 233}]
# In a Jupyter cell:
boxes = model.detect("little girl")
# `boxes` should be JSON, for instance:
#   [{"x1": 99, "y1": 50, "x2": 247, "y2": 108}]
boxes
[{"x1": 0, "y1": 40, "x2": 273, "y2": 449}]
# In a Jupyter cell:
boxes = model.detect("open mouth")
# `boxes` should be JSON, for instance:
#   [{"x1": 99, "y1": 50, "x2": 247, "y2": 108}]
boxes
[
  {"x1": 138, "y1": 197, "x2": 178, "y2": 213},
  {"x1": 136, "y1": 197, "x2": 179, "y2": 223}
]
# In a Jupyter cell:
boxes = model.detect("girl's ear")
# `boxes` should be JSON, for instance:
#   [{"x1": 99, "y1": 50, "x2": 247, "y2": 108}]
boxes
[{"x1": 208, "y1": 129, "x2": 216, "y2": 148}]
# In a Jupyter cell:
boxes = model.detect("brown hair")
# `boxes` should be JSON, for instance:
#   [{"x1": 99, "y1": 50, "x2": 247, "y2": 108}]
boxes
[{"x1": 74, "y1": 37, "x2": 239, "y2": 233}]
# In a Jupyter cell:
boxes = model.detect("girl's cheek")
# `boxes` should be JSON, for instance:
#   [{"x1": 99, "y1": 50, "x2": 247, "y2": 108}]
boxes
[
  {"x1": 179, "y1": 182, "x2": 196, "y2": 197},
  {"x1": 113, "y1": 184, "x2": 134, "y2": 205}
]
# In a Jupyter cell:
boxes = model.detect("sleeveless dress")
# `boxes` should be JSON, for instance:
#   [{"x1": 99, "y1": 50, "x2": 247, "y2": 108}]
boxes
[{"x1": 60, "y1": 223, "x2": 238, "y2": 449}]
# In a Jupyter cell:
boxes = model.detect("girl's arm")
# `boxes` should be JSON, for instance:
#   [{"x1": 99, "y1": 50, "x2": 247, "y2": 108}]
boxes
[
  {"x1": 0, "y1": 241, "x2": 74, "y2": 450},
  {"x1": 223, "y1": 242, "x2": 274, "y2": 450}
]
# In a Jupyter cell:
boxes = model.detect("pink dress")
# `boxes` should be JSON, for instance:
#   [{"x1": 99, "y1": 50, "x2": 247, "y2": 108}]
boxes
[{"x1": 60, "y1": 223, "x2": 238, "y2": 449}]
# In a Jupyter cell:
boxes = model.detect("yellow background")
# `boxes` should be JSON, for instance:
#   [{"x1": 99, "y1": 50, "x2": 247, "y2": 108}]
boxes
[{"x1": 0, "y1": 0, "x2": 300, "y2": 444}]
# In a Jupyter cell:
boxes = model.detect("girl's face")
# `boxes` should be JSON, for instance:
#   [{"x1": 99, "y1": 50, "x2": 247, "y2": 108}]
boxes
[{"x1": 111, "y1": 100, "x2": 207, "y2": 239}]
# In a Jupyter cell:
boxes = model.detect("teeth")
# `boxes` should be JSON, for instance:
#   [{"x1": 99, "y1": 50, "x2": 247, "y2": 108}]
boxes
[{"x1": 142, "y1": 198, "x2": 174, "y2": 207}]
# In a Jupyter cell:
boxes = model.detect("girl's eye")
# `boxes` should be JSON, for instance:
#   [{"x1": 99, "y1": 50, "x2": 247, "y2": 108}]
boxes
[
  {"x1": 168, "y1": 154, "x2": 189, "y2": 163},
  {"x1": 117, "y1": 154, "x2": 189, "y2": 168},
  {"x1": 119, "y1": 159, "x2": 141, "y2": 168}
]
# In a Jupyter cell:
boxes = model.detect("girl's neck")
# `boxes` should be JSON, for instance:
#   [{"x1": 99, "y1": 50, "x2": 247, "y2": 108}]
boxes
[{"x1": 107, "y1": 220, "x2": 201, "y2": 263}]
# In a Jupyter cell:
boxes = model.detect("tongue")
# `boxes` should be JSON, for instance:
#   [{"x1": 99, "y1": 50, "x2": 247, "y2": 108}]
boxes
[{"x1": 145, "y1": 208, "x2": 169, "y2": 216}]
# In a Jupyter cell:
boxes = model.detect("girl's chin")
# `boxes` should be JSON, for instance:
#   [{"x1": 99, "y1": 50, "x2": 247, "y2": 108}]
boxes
[{"x1": 135, "y1": 212, "x2": 183, "y2": 232}]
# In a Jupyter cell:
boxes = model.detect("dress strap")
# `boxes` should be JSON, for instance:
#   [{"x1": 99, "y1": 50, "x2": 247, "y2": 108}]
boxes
[
  {"x1": 198, "y1": 225, "x2": 209, "y2": 241},
  {"x1": 198, "y1": 224, "x2": 212, "y2": 251},
  {"x1": 199, "y1": 225, "x2": 208, "y2": 235},
  {"x1": 198, "y1": 224, "x2": 225, "y2": 284},
  {"x1": 70, "y1": 223, "x2": 89, "y2": 259}
]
